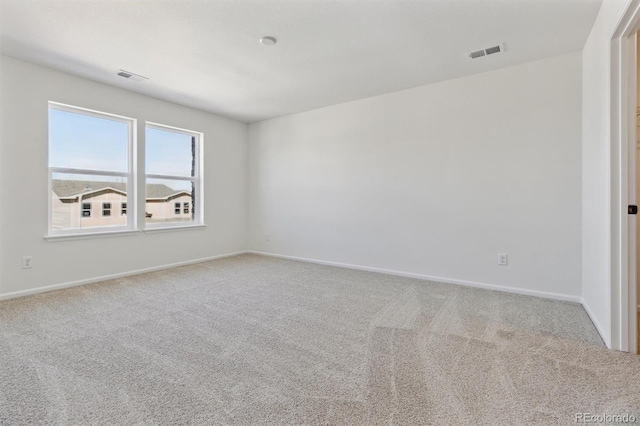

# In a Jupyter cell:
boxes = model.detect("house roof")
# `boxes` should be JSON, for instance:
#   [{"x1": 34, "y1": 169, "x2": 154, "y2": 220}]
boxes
[{"x1": 52, "y1": 180, "x2": 188, "y2": 200}]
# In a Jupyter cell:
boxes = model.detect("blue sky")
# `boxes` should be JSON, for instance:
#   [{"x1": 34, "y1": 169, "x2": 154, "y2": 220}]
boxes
[
  {"x1": 49, "y1": 108, "x2": 128, "y2": 172},
  {"x1": 49, "y1": 108, "x2": 194, "y2": 191},
  {"x1": 146, "y1": 127, "x2": 194, "y2": 177}
]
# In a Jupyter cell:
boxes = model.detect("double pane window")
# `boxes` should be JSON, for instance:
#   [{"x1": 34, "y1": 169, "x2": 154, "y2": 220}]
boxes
[
  {"x1": 145, "y1": 124, "x2": 202, "y2": 227},
  {"x1": 48, "y1": 103, "x2": 204, "y2": 237},
  {"x1": 48, "y1": 103, "x2": 133, "y2": 234}
]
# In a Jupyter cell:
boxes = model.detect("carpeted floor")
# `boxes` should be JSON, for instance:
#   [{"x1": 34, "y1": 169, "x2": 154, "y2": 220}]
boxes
[{"x1": 1, "y1": 254, "x2": 639, "y2": 425}]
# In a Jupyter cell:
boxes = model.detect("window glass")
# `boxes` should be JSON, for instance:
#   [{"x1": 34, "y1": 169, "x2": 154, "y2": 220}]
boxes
[
  {"x1": 145, "y1": 127, "x2": 194, "y2": 177},
  {"x1": 145, "y1": 123, "x2": 201, "y2": 227},
  {"x1": 48, "y1": 103, "x2": 133, "y2": 234},
  {"x1": 145, "y1": 178, "x2": 194, "y2": 224},
  {"x1": 49, "y1": 108, "x2": 128, "y2": 172},
  {"x1": 51, "y1": 172, "x2": 128, "y2": 231}
]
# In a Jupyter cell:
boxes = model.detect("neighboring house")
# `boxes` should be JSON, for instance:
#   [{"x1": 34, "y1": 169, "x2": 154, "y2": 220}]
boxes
[
  {"x1": 145, "y1": 184, "x2": 194, "y2": 224},
  {"x1": 51, "y1": 180, "x2": 193, "y2": 229}
]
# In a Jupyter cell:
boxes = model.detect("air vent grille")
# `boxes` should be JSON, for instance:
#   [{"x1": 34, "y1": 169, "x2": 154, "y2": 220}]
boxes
[
  {"x1": 468, "y1": 43, "x2": 505, "y2": 59},
  {"x1": 116, "y1": 69, "x2": 148, "y2": 82},
  {"x1": 484, "y1": 45, "x2": 501, "y2": 55}
]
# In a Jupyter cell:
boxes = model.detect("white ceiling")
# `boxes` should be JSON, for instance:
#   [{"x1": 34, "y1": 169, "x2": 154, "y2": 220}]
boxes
[{"x1": 0, "y1": 0, "x2": 602, "y2": 123}]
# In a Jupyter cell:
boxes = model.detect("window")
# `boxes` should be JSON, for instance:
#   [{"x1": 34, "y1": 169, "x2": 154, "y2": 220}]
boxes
[
  {"x1": 48, "y1": 102, "x2": 134, "y2": 235},
  {"x1": 82, "y1": 203, "x2": 91, "y2": 217},
  {"x1": 145, "y1": 123, "x2": 202, "y2": 227},
  {"x1": 47, "y1": 104, "x2": 204, "y2": 238}
]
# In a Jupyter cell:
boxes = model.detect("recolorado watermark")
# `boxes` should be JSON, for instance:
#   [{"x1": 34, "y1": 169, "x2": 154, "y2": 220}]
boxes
[{"x1": 575, "y1": 413, "x2": 637, "y2": 423}]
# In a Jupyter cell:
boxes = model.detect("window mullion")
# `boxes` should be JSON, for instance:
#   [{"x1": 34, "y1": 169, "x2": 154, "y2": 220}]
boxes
[
  {"x1": 49, "y1": 167, "x2": 129, "y2": 178},
  {"x1": 145, "y1": 173, "x2": 196, "y2": 181}
]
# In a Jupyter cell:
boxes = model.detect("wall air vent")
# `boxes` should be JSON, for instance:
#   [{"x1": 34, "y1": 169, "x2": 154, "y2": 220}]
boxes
[
  {"x1": 468, "y1": 43, "x2": 505, "y2": 59},
  {"x1": 116, "y1": 69, "x2": 148, "y2": 82}
]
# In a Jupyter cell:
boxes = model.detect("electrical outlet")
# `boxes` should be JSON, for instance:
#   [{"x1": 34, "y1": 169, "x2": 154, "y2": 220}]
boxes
[
  {"x1": 498, "y1": 253, "x2": 508, "y2": 266},
  {"x1": 22, "y1": 256, "x2": 33, "y2": 269},
  {"x1": 266, "y1": 234, "x2": 270, "y2": 241}
]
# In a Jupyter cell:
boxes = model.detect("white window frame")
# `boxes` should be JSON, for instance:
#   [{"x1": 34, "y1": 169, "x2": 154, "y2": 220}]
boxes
[
  {"x1": 144, "y1": 122, "x2": 204, "y2": 229},
  {"x1": 47, "y1": 102, "x2": 137, "y2": 237}
]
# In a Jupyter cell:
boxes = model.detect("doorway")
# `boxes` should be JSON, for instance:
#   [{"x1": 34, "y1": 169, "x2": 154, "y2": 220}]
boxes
[
  {"x1": 625, "y1": 29, "x2": 639, "y2": 355},
  {"x1": 637, "y1": 34, "x2": 640, "y2": 353},
  {"x1": 610, "y1": 1, "x2": 640, "y2": 355},
  {"x1": 624, "y1": 27, "x2": 639, "y2": 355}
]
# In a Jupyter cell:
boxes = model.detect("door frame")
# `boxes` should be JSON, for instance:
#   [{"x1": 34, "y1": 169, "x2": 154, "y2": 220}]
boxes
[{"x1": 611, "y1": 0, "x2": 640, "y2": 354}]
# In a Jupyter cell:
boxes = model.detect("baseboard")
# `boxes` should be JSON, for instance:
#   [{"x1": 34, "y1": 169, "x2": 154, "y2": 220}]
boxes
[
  {"x1": 580, "y1": 298, "x2": 610, "y2": 348},
  {"x1": 0, "y1": 250, "x2": 248, "y2": 301},
  {"x1": 247, "y1": 250, "x2": 582, "y2": 304}
]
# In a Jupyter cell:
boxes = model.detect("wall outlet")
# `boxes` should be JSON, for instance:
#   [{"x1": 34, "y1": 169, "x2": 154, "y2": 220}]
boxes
[
  {"x1": 22, "y1": 256, "x2": 33, "y2": 269},
  {"x1": 498, "y1": 253, "x2": 508, "y2": 266},
  {"x1": 266, "y1": 233, "x2": 270, "y2": 241}
]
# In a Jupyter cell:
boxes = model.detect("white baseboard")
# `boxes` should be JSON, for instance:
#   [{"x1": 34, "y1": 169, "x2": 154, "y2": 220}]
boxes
[
  {"x1": 580, "y1": 298, "x2": 610, "y2": 347},
  {"x1": 247, "y1": 250, "x2": 583, "y2": 304},
  {"x1": 4, "y1": 248, "x2": 610, "y2": 346},
  {"x1": 0, "y1": 250, "x2": 248, "y2": 301}
]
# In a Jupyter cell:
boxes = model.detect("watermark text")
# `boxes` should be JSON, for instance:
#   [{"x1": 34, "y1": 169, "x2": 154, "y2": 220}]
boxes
[{"x1": 575, "y1": 413, "x2": 637, "y2": 424}]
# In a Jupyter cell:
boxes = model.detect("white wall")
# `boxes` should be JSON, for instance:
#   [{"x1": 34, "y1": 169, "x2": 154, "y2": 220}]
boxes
[
  {"x1": 581, "y1": 0, "x2": 633, "y2": 348},
  {"x1": 0, "y1": 55, "x2": 248, "y2": 297},
  {"x1": 249, "y1": 53, "x2": 583, "y2": 300}
]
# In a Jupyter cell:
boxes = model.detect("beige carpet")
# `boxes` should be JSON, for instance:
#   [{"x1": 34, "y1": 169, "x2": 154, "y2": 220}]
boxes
[{"x1": 1, "y1": 254, "x2": 639, "y2": 425}]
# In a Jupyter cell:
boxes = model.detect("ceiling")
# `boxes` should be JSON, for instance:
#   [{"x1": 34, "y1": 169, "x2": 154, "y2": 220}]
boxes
[{"x1": 0, "y1": 0, "x2": 602, "y2": 123}]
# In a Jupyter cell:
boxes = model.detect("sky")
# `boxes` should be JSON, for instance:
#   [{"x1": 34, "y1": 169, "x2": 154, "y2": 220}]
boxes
[{"x1": 49, "y1": 108, "x2": 195, "y2": 191}]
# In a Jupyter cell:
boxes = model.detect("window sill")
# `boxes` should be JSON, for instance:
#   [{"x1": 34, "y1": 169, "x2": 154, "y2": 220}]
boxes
[
  {"x1": 143, "y1": 224, "x2": 207, "y2": 234},
  {"x1": 44, "y1": 229, "x2": 141, "y2": 242}
]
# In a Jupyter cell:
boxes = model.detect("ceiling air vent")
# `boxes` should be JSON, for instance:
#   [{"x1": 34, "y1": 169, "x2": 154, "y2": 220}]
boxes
[
  {"x1": 469, "y1": 49, "x2": 485, "y2": 59},
  {"x1": 468, "y1": 43, "x2": 505, "y2": 59},
  {"x1": 116, "y1": 69, "x2": 148, "y2": 82}
]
